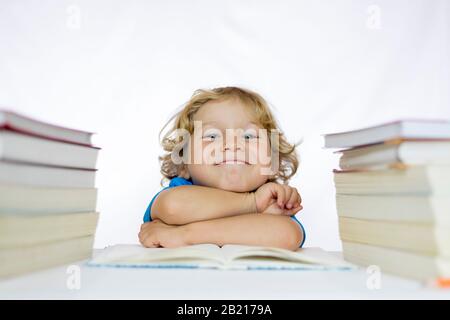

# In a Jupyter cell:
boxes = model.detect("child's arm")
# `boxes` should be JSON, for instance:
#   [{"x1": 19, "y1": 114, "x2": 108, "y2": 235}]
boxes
[
  {"x1": 151, "y1": 183, "x2": 302, "y2": 225},
  {"x1": 139, "y1": 213, "x2": 304, "y2": 251},
  {"x1": 151, "y1": 185, "x2": 256, "y2": 225},
  {"x1": 185, "y1": 213, "x2": 303, "y2": 251}
]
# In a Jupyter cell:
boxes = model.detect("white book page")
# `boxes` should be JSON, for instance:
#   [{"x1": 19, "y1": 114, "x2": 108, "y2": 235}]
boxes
[
  {"x1": 220, "y1": 244, "x2": 308, "y2": 263},
  {"x1": 89, "y1": 244, "x2": 356, "y2": 270},
  {"x1": 91, "y1": 244, "x2": 225, "y2": 264},
  {"x1": 221, "y1": 245, "x2": 354, "y2": 267}
]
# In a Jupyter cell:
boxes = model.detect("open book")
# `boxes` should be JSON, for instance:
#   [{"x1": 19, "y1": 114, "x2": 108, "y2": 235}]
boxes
[{"x1": 87, "y1": 244, "x2": 355, "y2": 271}]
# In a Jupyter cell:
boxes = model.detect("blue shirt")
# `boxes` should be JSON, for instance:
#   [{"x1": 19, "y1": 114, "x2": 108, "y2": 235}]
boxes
[{"x1": 144, "y1": 177, "x2": 306, "y2": 248}]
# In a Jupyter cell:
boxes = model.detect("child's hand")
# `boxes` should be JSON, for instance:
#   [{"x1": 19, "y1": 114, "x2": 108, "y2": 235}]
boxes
[
  {"x1": 139, "y1": 219, "x2": 188, "y2": 248},
  {"x1": 254, "y1": 182, "x2": 302, "y2": 216}
]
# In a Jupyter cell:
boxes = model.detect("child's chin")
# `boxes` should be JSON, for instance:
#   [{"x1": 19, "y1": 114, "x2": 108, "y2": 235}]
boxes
[
  {"x1": 220, "y1": 185, "x2": 251, "y2": 193},
  {"x1": 217, "y1": 180, "x2": 261, "y2": 193}
]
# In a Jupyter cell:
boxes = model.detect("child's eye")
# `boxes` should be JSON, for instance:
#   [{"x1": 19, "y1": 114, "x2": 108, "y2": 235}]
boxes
[
  {"x1": 243, "y1": 133, "x2": 259, "y2": 140},
  {"x1": 203, "y1": 133, "x2": 219, "y2": 141}
]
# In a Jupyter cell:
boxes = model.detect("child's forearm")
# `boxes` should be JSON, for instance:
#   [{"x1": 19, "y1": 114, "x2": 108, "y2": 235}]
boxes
[
  {"x1": 151, "y1": 185, "x2": 256, "y2": 225},
  {"x1": 182, "y1": 213, "x2": 303, "y2": 251}
]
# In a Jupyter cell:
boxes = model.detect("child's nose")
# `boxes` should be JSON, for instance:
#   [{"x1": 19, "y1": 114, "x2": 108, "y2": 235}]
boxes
[{"x1": 223, "y1": 138, "x2": 244, "y2": 151}]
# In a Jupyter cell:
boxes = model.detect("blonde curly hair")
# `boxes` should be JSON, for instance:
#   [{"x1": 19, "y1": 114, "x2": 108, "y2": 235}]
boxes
[{"x1": 158, "y1": 87, "x2": 299, "y2": 186}]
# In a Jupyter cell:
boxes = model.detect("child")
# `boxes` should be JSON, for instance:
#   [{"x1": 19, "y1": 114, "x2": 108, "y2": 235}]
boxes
[{"x1": 138, "y1": 87, "x2": 305, "y2": 251}]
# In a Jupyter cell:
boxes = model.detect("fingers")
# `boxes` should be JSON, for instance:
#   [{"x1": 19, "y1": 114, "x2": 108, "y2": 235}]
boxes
[
  {"x1": 273, "y1": 184, "x2": 286, "y2": 208},
  {"x1": 286, "y1": 187, "x2": 298, "y2": 209},
  {"x1": 258, "y1": 183, "x2": 304, "y2": 216},
  {"x1": 283, "y1": 204, "x2": 303, "y2": 216},
  {"x1": 258, "y1": 183, "x2": 302, "y2": 214},
  {"x1": 296, "y1": 190, "x2": 302, "y2": 207},
  {"x1": 277, "y1": 185, "x2": 301, "y2": 210},
  {"x1": 138, "y1": 222, "x2": 160, "y2": 248},
  {"x1": 282, "y1": 185, "x2": 293, "y2": 208},
  {"x1": 140, "y1": 233, "x2": 159, "y2": 248}
]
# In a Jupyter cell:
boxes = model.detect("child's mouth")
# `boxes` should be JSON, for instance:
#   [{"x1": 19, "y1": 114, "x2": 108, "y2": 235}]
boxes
[{"x1": 215, "y1": 160, "x2": 249, "y2": 165}]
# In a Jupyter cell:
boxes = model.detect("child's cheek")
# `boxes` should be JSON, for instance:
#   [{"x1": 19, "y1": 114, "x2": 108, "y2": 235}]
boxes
[
  {"x1": 201, "y1": 140, "x2": 220, "y2": 165},
  {"x1": 248, "y1": 138, "x2": 271, "y2": 166},
  {"x1": 187, "y1": 138, "x2": 216, "y2": 165}
]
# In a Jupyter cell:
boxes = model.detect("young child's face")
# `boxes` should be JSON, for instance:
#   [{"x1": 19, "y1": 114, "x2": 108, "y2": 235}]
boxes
[{"x1": 185, "y1": 97, "x2": 272, "y2": 192}]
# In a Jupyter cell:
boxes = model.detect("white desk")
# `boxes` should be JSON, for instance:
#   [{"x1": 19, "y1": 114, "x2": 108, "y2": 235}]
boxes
[{"x1": 0, "y1": 250, "x2": 449, "y2": 299}]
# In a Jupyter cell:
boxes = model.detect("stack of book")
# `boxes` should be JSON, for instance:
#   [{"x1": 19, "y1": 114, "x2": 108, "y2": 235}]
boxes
[
  {"x1": 324, "y1": 120, "x2": 450, "y2": 281},
  {"x1": 0, "y1": 110, "x2": 99, "y2": 278}
]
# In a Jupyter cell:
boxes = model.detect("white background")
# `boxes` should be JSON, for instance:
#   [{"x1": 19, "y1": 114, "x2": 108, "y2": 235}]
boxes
[{"x1": 0, "y1": 0, "x2": 449, "y2": 250}]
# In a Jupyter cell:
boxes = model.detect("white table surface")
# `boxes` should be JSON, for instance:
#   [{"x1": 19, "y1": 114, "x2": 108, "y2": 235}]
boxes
[{"x1": 0, "y1": 250, "x2": 449, "y2": 299}]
